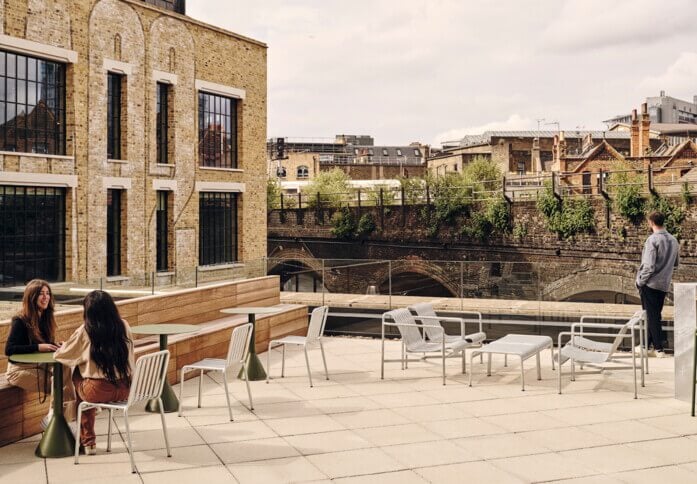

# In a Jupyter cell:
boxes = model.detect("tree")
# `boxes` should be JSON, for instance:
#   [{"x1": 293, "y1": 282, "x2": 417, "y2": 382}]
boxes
[{"x1": 305, "y1": 168, "x2": 352, "y2": 208}]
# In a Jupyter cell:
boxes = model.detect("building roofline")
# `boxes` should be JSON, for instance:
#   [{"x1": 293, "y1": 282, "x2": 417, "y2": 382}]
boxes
[{"x1": 124, "y1": 0, "x2": 268, "y2": 49}]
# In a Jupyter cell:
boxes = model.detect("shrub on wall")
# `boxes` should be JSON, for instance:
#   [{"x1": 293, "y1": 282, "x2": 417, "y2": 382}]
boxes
[
  {"x1": 267, "y1": 177, "x2": 282, "y2": 210},
  {"x1": 647, "y1": 195, "x2": 686, "y2": 238},
  {"x1": 536, "y1": 183, "x2": 594, "y2": 238},
  {"x1": 607, "y1": 169, "x2": 645, "y2": 223},
  {"x1": 306, "y1": 169, "x2": 353, "y2": 208},
  {"x1": 330, "y1": 207, "x2": 357, "y2": 239},
  {"x1": 356, "y1": 213, "x2": 377, "y2": 236}
]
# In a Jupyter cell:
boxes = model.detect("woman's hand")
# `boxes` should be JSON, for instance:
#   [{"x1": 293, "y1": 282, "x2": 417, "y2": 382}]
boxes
[{"x1": 38, "y1": 343, "x2": 59, "y2": 352}]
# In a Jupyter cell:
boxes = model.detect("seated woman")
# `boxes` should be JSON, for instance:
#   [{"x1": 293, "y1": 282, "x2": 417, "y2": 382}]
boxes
[
  {"x1": 54, "y1": 290, "x2": 134, "y2": 455},
  {"x1": 4, "y1": 279, "x2": 76, "y2": 428}
]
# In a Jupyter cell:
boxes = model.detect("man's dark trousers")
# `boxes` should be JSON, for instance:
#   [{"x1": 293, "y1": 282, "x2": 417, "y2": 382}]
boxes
[{"x1": 639, "y1": 285, "x2": 667, "y2": 351}]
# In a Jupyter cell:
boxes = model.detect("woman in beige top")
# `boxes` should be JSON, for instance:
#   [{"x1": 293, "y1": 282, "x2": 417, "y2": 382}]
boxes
[{"x1": 55, "y1": 290, "x2": 134, "y2": 454}]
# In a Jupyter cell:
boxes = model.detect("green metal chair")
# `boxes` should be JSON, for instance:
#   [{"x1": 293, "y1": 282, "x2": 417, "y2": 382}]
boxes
[{"x1": 692, "y1": 329, "x2": 697, "y2": 417}]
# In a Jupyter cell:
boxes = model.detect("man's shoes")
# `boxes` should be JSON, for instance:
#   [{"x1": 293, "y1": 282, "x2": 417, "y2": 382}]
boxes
[
  {"x1": 85, "y1": 445, "x2": 97, "y2": 455},
  {"x1": 634, "y1": 346, "x2": 654, "y2": 357},
  {"x1": 655, "y1": 350, "x2": 667, "y2": 358}
]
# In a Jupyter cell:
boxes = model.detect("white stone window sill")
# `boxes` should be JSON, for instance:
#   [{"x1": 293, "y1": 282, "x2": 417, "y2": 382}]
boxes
[
  {"x1": 0, "y1": 151, "x2": 74, "y2": 161},
  {"x1": 106, "y1": 276, "x2": 130, "y2": 282},
  {"x1": 198, "y1": 263, "x2": 244, "y2": 272},
  {"x1": 107, "y1": 159, "x2": 128, "y2": 164},
  {"x1": 199, "y1": 166, "x2": 243, "y2": 173},
  {"x1": 155, "y1": 271, "x2": 175, "y2": 276},
  {"x1": 156, "y1": 163, "x2": 176, "y2": 168}
]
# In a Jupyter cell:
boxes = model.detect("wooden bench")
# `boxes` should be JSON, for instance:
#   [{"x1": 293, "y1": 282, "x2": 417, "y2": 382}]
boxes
[{"x1": 0, "y1": 276, "x2": 309, "y2": 446}]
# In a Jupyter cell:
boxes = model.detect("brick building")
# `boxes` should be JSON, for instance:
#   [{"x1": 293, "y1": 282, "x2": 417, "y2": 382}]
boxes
[
  {"x1": 555, "y1": 103, "x2": 697, "y2": 194},
  {"x1": 0, "y1": 0, "x2": 267, "y2": 286}
]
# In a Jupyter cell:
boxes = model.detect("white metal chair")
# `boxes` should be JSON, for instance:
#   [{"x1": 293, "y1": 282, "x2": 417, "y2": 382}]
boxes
[
  {"x1": 266, "y1": 306, "x2": 329, "y2": 387},
  {"x1": 408, "y1": 302, "x2": 486, "y2": 372},
  {"x1": 74, "y1": 350, "x2": 172, "y2": 474},
  {"x1": 381, "y1": 308, "x2": 469, "y2": 385},
  {"x1": 178, "y1": 322, "x2": 254, "y2": 421},
  {"x1": 557, "y1": 310, "x2": 646, "y2": 399}
]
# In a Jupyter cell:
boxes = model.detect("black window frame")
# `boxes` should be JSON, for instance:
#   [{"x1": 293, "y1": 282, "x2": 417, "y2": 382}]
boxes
[
  {"x1": 0, "y1": 50, "x2": 66, "y2": 155},
  {"x1": 156, "y1": 82, "x2": 169, "y2": 164},
  {"x1": 106, "y1": 188, "x2": 122, "y2": 276},
  {"x1": 199, "y1": 192, "x2": 237, "y2": 266},
  {"x1": 107, "y1": 72, "x2": 123, "y2": 160},
  {"x1": 198, "y1": 91, "x2": 237, "y2": 169},
  {"x1": 0, "y1": 185, "x2": 66, "y2": 286},
  {"x1": 156, "y1": 190, "x2": 169, "y2": 272}
]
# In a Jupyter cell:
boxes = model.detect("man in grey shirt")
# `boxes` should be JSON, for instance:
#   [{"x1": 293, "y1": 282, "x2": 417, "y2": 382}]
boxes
[{"x1": 636, "y1": 211, "x2": 679, "y2": 356}]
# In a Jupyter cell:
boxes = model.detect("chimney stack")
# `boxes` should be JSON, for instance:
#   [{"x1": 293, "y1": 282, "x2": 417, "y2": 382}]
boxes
[
  {"x1": 640, "y1": 102, "x2": 651, "y2": 156},
  {"x1": 660, "y1": 90, "x2": 665, "y2": 97},
  {"x1": 630, "y1": 109, "x2": 639, "y2": 157}
]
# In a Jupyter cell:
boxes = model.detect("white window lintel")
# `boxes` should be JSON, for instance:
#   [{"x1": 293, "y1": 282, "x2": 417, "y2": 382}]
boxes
[
  {"x1": 195, "y1": 181, "x2": 245, "y2": 193},
  {"x1": 103, "y1": 176, "x2": 132, "y2": 190},
  {"x1": 104, "y1": 58, "x2": 134, "y2": 76},
  {"x1": 195, "y1": 79, "x2": 245, "y2": 100},
  {"x1": 153, "y1": 179, "x2": 177, "y2": 191},
  {"x1": 153, "y1": 69, "x2": 178, "y2": 85},
  {"x1": 0, "y1": 34, "x2": 78, "y2": 63}
]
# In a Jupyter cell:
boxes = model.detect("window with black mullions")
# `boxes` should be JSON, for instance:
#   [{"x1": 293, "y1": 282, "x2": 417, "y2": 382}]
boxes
[
  {"x1": 198, "y1": 91, "x2": 237, "y2": 168},
  {"x1": 199, "y1": 192, "x2": 237, "y2": 265},
  {"x1": 156, "y1": 190, "x2": 169, "y2": 272},
  {"x1": 107, "y1": 72, "x2": 122, "y2": 159},
  {"x1": 0, "y1": 185, "x2": 66, "y2": 286},
  {"x1": 0, "y1": 50, "x2": 66, "y2": 155},
  {"x1": 107, "y1": 189, "x2": 122, "y2": 276},
  {"x1": 156, "y1": 82, "x2": 169, "y2": 164}
]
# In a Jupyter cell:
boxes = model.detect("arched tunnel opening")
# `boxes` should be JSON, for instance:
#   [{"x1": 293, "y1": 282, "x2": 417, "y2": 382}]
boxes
[
  {"x1": 268, "y1": 260, "x2": 326, "y2": 293},
  {"x1": 563, "y1": 290, "x2": 641, "y2": 305},
  {"x1": 379, "y1": 271, "x2": 457, "y2": 297}
]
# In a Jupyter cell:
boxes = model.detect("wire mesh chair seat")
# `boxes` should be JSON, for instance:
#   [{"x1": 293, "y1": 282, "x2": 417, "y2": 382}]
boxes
[
  {"x1": 557, "y1": 310, "x2": 645, "y2": 399},
  {"x1": 179, "y1": 323, "x2": 254, "y2": 421},
  {"x1": 267, "y1": 306, "x2": 329, "y2": 388},
  {"x1": 74, "y1": 350, "x2": 172, "y2": 474},
  {"x1": 381, "y1": 308, "x2": 469, "y2": 385}
]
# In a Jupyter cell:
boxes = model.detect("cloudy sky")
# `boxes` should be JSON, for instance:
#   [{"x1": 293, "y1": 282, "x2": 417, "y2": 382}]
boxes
[{"x1": 187, "y1": 0, "x2": 697, "y2": 147}]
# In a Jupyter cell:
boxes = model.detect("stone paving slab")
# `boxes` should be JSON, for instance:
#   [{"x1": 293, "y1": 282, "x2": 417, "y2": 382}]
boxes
[{"x1": 0, "y1": 336, "x2": 692, "y2": 483}]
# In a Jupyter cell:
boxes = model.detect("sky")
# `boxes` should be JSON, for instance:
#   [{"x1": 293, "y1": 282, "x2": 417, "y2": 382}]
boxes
[{"x1": 187, "y1": 0, "x2": 697, "y2": 147}]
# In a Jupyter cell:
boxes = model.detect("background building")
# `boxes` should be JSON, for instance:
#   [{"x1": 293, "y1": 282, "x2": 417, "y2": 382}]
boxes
[
  {"x1": 604, "y1": 91, "x2": 697, "y2": 126},
  {"x1": 0, "y1": 0, "x2": 267, "y2": 286}
]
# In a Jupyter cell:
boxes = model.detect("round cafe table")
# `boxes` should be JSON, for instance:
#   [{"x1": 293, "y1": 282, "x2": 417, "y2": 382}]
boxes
[
  {"x1": 131, "y1": 324, "x2": 198, "y2": 413},
  {"x1": 220, "y1": 307, "x2": 282, "y2": 381},
  {"x1": 9, "y1": 352, "x2": 75, "y2": 458}
]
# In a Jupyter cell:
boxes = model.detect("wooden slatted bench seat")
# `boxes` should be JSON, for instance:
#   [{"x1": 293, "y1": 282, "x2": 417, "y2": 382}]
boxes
[{"x1": 0, "y1": 276, "x2": 309, "y2": 447}]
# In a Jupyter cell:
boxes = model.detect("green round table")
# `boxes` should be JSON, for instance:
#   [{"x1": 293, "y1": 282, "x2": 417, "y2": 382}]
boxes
[
  {"x1": 131, "y1": 324, "x2": 198, "y2": 413},
  {"x1": 220, "y1": 307, "x2": 282, "y2": 381},
  {"x1": 9, "y1": 352, "x2": 75, "y2": 458}
]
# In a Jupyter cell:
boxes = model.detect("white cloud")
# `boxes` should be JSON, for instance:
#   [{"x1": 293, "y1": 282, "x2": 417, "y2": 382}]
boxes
[
  {"x1": 638, "y1": 52, "x2": 697, "y2": 98},
  {"x1": 540, "y1": 0, "x2": 697, "y2": 52},
  {"x1": 433, "y1": 114, "x2": 535, "y2": 147}
]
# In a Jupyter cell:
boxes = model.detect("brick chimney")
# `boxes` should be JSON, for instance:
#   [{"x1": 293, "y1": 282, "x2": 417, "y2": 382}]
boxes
[
  {"x1": 532, "y1": 137, "x2": 541, "y2": 172},
  {"x1": 553, "y1": 133, "x2": 568, "y2": 171},
  {"x1": 640, "y1": 102, "x2": 651, "y2": 155},
  {"x1": 630, "y1": 108, "x2": 639, "y2": 157}
]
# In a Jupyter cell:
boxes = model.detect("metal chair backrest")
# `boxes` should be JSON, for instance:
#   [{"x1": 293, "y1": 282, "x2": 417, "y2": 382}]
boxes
[
  {"x1": 386, "y1": 308, "x2": 429, "y2": 350},
  {"x1": 127, "y1": 350, "x2": 170, "y2": 406},
  {"x1": 409, "y1": 302, "x2": 442, "y2": 341},
  {"x1": 608, "y1": 310, "x2": 644, "y2": 356},
  {"x1": 226, "y1": 323, "x2": 253, "y2": 368},
  {"x1": 306, "y1": 306, "x2": 329, "y2": 343}
]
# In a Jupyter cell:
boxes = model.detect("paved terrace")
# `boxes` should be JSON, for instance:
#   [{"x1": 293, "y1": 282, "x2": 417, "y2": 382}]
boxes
[{"x1": 0, "y1": 336, "x2": 694, "y2": 484}]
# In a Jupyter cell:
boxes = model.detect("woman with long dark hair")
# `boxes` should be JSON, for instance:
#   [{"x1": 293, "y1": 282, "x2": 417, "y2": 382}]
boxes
[
  {"x1": 4, "y1": 279, "x2": 76, "y2": 428},
  {"x1": 54, "y1": 290, "x2": 134, "y2": 454}
]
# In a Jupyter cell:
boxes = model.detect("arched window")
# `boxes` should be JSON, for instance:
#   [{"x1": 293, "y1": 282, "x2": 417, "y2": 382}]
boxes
[{"x1": 297, "y1": 165, "x2": 309, "y2": 179}]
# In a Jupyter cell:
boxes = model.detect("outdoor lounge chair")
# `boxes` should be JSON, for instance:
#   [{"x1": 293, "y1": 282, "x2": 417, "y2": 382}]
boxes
[
  {"x1": 179, "y1": 322, "x2": 254, "y2": 421},
  {"x1": 74, "y1": 350, "x2": 172, "y2": 474},
  {"x1": 557, "y1": 310, "x2": 646, "y2": 399},
  {"x1": 381, "y1": 308, "x2": 469, "y2": 385},
  {"x1": 267, "y1": 305, "x2": 330, "y2": 387},
  {"x1": 408, "y1": 302, "x2": 486, "y2": 372}
]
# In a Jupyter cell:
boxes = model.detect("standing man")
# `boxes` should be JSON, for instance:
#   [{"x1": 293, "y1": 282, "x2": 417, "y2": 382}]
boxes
[{"x1": 636, "y1": 211, "x2": 679, "y2": 357}]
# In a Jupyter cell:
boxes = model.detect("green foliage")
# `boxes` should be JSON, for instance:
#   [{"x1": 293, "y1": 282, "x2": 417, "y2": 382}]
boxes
[
  {"x1": 512, "y1": 222, "x2": 528, "y2": 240},
  {"x1": 485, "y1": 196, "x2": 510, "y2": 232},
  {"x1": 608, "y1": 168, "x2": 646, "y2": 223},
  {"x1": 330, "y1": 207, "x2": 357, "y2": 239},
  {"x1": 461, "y1": 196, "x2": 510, "y2": 240},
  {"x1": 537, "y1": 183, "x2": 594, "y2": 238},
  {"x1": 397, "y1": 176, "x2": 424, "y2": 205},
  {"x1": 305, "y1": 169, "x2": 352, "y2": 208},
  {"x1": 681, "y1": 182, "x2": 692, "y2": 206},
  {"x1": 646, "y1": 195, "x2": 686, "y2": 238},
  {"x1": 461, "y1": 156, "x2": 503, "y2": 197},
  {"x1": 461, "y1": 212, "x2": 491, "y2": 240},
  {"x1": 364, "y1": 184, "x2": 396, "y2": 207},
  {"x1": 267, "y1": 178, "x2": 282, "y2": 210},
  {"x1": 356, "y1": 213, "x2": 376, "y2": 237}
]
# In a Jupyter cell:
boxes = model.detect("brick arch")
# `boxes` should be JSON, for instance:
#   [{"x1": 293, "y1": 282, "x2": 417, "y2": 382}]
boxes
[
  {"x1": 373, "y1": 259, "x2": 459, "y2": 297},
  {"x1": 542, "y1": 270, "x2": 639, "y2": 302},
  {"x1": 267, "y1": 248, "x2": 324, "y2": 276}
]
